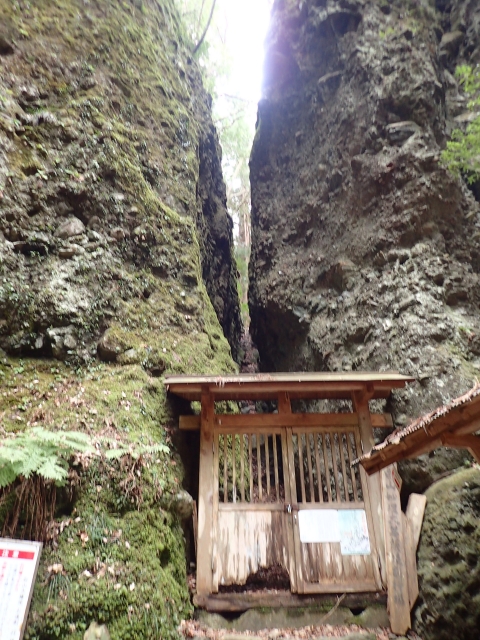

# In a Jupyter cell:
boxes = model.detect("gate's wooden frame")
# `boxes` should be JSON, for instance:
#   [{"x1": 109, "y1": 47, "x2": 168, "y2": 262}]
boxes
[{"x1": 165, "y1": 372, "x2": 417, "y2": 635}]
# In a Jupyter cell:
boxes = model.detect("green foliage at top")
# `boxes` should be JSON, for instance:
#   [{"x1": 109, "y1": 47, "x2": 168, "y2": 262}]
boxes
[
  {"x1": 0, "y1": 427, "x2": 92, "y2": 488},
  {"x1": 442, "y1": 65, "x2": 480, "y2": 184}
]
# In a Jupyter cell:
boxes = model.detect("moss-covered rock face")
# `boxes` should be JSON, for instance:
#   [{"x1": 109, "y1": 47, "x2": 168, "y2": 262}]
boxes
[
  {"x1": 0, "y1": 0, "x2": 241, "y2": 365},
  {"x1": 414, "y1": 467, "x2": 480, "y2": 640},
  {"x1": 0, "y1": 1, "x2": 241, "y2": 637}
]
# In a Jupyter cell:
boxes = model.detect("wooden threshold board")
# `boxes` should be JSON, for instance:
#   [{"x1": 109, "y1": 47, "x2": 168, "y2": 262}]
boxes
[{"x1": 193, "y1": 591, "x2": 387, "y2": 613}]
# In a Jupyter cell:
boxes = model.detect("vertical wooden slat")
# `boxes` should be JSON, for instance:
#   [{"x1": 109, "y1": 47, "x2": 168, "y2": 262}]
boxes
[
  {"x1": 314, "y1": 433, "x2": 324, "y2": 503},
  {"x1": 240, "y1": 433, "x2": 245, "y2": 502},
  {"x1": 257, "y1": 436, "x2": 262, "y2": 500},
  {"x1": 306, "y1": 433, "x2": 315, "y2": 502},
  {"x1": 322, "y1": 433, "x2": 332, "y2": 502},
  {"x1": 196, "y1": 390, "x2": 214, "y2": 596},
  {"x1": 232, "y1": 434, "x2": 236, "y2": 504},
  {"x1": 248, "y1": 434, "x2": 253, "y2": 502},
  {"x1": 223, "y1": 432, "x2": 228, "y2": 503},
  {"x1": 339, "y1": 433, "x2": 349, "y2": 502},
  {"x1": 284, "y1": 427, "x2": 302, "y2": 593},
  {"x1": 273, "y1": 434, "x2": 280, "y2": 501},
  {"x1": 265, "y1": 434, "x2": 271, "y2": 498},
  {"x1": 330, "y1": 432, "x2": 340, "y2": 501},
  {"x1": 346, "y1": 432, "x2": 359, "y2": 502},
  {"x1": 297, "y1": 434, "x2": 306, "y2": 503}
]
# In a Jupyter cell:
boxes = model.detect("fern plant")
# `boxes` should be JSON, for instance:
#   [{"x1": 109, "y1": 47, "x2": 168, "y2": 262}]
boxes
[{"x1": 0, "y1": 427, "x2": 93, "y2": 489}]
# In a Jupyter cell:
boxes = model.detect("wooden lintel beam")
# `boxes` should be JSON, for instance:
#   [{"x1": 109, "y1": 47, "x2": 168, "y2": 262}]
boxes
[
  {"x1": 179, "y1": 412, "x2": 393, "y2": 431},
  {"x1": 441, "y1": 433, "x2": 480, "y2": 449}
]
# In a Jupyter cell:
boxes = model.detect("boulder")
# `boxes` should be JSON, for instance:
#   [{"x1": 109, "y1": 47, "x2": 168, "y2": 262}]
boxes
[{"x1": 414, "y1": 467, "x2": 480, "y2": 640}]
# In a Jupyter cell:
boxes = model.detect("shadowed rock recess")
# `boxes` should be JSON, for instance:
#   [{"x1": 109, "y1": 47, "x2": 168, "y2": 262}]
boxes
[
  {"x1": 249, "y1": 0, "x2": 480, "y2": 491},
  {"x1": 0, "y1": 0, "x2": 240, "y2": 638}
]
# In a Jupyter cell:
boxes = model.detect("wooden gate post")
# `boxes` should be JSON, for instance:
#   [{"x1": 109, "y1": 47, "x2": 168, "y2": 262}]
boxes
[
  {"x1": 196, "y1": 390, "x2": 215, "y2": 596},
  {"x1": 353, "y1": 391, "x2": 387, "y2": 588}
]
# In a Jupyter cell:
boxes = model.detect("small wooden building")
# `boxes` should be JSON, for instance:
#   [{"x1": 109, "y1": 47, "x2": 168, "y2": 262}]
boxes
[{"x1": 165, "y1": 372, "x2": 420, "y2": 635}]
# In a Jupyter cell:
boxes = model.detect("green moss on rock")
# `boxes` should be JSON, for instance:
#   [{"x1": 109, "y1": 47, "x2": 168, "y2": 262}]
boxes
[{"x1": 414, "y1": 467, "x2": 480, "y2": 640}]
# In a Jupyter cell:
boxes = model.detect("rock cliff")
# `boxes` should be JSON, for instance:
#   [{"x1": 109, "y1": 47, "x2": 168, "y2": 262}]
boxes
[
  {"x1": 0, "y1": 1, "x2": 240, "y2": 637},
  {"x1": 249, "y1": 0, "x2": 480, "y2": 490}
]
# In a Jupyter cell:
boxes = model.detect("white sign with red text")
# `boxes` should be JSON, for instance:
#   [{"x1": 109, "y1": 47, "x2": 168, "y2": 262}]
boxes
[{"x1": 0, "y1": 539, "x2": 42, "y2": 640}]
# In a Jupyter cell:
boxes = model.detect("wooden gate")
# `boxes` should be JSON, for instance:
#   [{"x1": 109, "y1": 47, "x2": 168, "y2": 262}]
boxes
[{"x1": 212, "y1": 422, "x2": 382, "y2": 594}]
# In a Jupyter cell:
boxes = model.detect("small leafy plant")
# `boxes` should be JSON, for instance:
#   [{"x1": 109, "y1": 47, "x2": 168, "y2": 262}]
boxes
[
  {"x1": 0, "y1": 427, "x2": 93, "y2": 489},
  {"x1": 442, "y1": 65, "x2": 480, "y2": 184}
]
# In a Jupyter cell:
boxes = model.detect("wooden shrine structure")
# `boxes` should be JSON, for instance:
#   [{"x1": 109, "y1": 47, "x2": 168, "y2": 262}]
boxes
[
  {"x1": 357, "y1": 382, "x2": 480, "y2": 474},
  {"x1": 165, "y1": 372, "x2": 422, "y2": 636}
]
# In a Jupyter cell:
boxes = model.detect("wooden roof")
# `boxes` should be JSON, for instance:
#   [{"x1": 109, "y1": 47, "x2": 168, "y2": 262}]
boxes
[
  {"x1": 164, "y1": 371, "x2": 414, "y2": 401},
  {"x1": 357, "y1": 383, "x2": 480, "y2": 474}
]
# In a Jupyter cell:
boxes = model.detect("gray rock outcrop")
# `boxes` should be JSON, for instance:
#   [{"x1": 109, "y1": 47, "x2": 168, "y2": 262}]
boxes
[{"x1": 249, "y1": 0, "x2": 480, "y2": 489}]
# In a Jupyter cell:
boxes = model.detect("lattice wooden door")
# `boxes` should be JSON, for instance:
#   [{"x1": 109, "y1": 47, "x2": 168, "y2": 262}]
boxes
[
  {"x1": 212, "y1": 427, "x2": 297, "y2": 592},
  {"x1": 211, "y1": 423, "x2": 382, "y2": 594},
  {"x1": 285, "y1": 426, "x2": 382, "y2": 593}
]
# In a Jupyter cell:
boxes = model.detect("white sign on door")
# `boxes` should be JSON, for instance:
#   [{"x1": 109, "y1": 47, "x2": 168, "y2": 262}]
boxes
[{"x1": 298, "y1": 509, "x2": 340, "y2": 543}]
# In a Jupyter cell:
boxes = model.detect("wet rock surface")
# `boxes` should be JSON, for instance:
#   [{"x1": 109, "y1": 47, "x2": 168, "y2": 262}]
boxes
[{"x1": 249, "y1": 0, "x2": 480, "y2": 460}]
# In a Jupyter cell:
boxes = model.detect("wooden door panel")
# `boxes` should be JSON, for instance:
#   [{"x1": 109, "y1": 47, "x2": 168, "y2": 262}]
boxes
[
  {"x1": 214, "y1": 509, "x2": 291, "y2": 587},
  {"x1": 286, "y1": 427, "x2": 381, "y2": 593},
  {"x1": 213, "y1": 429, "x2": 297, "y2": 592}
]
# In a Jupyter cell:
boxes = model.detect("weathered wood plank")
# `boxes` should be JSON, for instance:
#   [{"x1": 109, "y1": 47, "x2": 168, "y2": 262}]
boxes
[
  {"x1": 282, "y1": 427, "x2": 298, "y2": 593},
  {"x1": 193, "y1": 590, "x2": 387, "y2": 613},
  {"x1": 196, "y1": 391, "x2": 215, "y2": 596},
  {"x1": 212, "y1": 432, "x2": 219, "y2": 591},
  {"x1": 298, "y1": 434, "x2": 307, "y2": 503},
  {"x1": 353, "y1": 392, "x2": 386, "y2": 589},
  {"x1": 338, "y1": 433, "x2": 349, "y2": 502},
  {"x1": 346, "y1": 433, "x2": 359, "y2": 502},
  {"x1": 405, "y1": 494, "x2": 427, "y2": 551},
  {"x1": 322, "y1": 433, "x2": 333, "y2": 503},
  {"x1": 240, "y1": 434, "x2": 245, "y2": 502},
  {"x1": 381, "y1": 467, "x2": 411, "y2": 635},
  {"x1": 273, "y1": 434, "x2": 280, "y2": 502},
  {"x1": 282, "y1": 429, "x2": 305, "y2": 593},
  {"x1": 306, "y1": 433, "x2": 315, "y2": 502},
  {"x1": 265, "y1": 435, "x2": 271, "y2": 497},
  {"x1": 314, "y1": 433, "x2": 324, "y2": 503},
  {"x1": 330, "y1": 433, "x2": 341, "y2": 501},
  {"x1": 215, "y1": 510, "x2": 291, "y2": 586},
  {"x1": 402, "y1": 513, "x2": 419, "y2": 610},
  {"x1": 232, "y1": 434, "x2": 236, "y2": 503},
  {"x1": 248, "y1": 434, "x2": 253, "y2": 502},
  {"x1": 223, "y1": 433, "x2": 228, "y2": 504},
  {"x1": 179, "y1": 414, "x2": 201, "y2": 430},
  {"x1": 180, "y1": 412, "x2": 393, "y2": 431}
]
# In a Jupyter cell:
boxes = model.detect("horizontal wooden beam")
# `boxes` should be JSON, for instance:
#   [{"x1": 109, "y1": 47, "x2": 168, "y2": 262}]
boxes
[
  {"x1": 193, "y1": 590, "x2": 387, "y2": 613},
  {"x1": 441, "y1": 433, "x2": 480, "y2": 449},
  {"x1": 179, "y1": 413, "x2": 393, "y2": 431}
]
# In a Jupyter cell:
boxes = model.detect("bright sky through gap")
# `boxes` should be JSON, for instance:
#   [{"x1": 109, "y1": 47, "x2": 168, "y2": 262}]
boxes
[{"x1": 215, "y1": 0, "x2": 273, "y2": 105}]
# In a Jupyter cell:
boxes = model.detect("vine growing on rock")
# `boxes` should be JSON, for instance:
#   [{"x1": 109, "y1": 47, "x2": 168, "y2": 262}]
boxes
[{"x1": 442, "y1": 65, "x2": 480, "y2": 184}]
